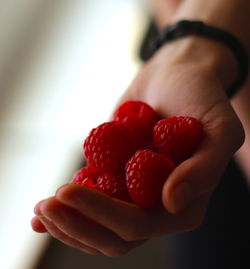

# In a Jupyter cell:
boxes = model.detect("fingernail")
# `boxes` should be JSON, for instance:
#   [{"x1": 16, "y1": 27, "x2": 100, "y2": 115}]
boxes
[
  {"x1": 34, "y1": 199, "x2": 46, "y2": 216},
  {"x1": 170, "y1": 182, "x2": 193, "y2": 213},
  {"x1": 34, "y1": 204, "x2": 42, "y2": 216}
]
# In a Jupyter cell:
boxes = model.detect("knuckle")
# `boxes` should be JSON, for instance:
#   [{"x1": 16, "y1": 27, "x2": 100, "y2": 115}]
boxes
[
  {"x1": 207, "y1": 114, "x2": 245, "y2": 152},
  {"x1": 222, "y1": 117, "x2": 245, "y2": 150}
]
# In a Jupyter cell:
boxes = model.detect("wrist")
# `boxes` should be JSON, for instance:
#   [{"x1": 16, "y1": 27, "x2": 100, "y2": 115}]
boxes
[
  {"x1": 171, "y1": 0, "x2": 250, "y2": 56},
  {"x1": 152, "y1": 36, "x2": 237, "y2": 90}
]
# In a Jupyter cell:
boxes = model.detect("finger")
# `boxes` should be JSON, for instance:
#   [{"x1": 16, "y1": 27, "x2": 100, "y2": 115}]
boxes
[
  {"x1": 34, "y1": 199, "x2": 47, "y2": 215},
  {"x1": 56, "y1": 184, "x2": 210, "y2": 238},
  {"x1": 149, "y1": 193, "x2": 210, "y2": 235},
  {"x1": 163, "y1": 114, "x2": 244, "y2": 214},
  {"x1": 39, "y1": 197, "x2": 143, "y2": 257},
  {"x1": 56, "y1": 184, "x2": 153, "y2": 241},
  {"x1": 31, "y1": 216, "x2": 47, "y2": 233},
  {"x1": 38, "y1": 215, "x2": 100, "y2": 255}
]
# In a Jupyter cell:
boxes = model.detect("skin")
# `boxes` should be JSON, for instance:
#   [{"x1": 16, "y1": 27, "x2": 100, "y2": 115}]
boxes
[
  {"x1": 31, "y1": 0, "x2": 250, "y2": 256},
  {"x1": 232, "y1": 81, "x2": 250, "y2": 186}
]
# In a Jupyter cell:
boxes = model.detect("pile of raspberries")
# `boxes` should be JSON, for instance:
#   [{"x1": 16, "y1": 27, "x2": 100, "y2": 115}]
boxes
[{"x1": 72, "y1": 101, "x2": 203, "y2": 208}]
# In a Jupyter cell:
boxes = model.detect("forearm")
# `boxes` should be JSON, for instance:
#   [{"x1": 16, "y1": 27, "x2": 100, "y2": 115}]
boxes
[
  {"x1": 148, "y1": 0, "x2": 181, "y2": 26},
  {"x1": 148, "y1": 0, "x2": 250, "y2": 96}
]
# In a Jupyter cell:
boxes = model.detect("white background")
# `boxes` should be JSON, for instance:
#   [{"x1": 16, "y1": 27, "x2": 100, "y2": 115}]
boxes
[{"x1": 0, "y1": 1, "x2": 148, "y2": 268}]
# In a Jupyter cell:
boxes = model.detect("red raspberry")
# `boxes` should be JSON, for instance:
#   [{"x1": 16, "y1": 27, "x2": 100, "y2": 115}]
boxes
[
  {"x1": 80, "y1": 173, "x2": 130, "y2": 201},
  {"x1": 71, "y1": 166, "x2": 99, "y2": 185},
  {"x1": 81, "y1": 177, "x2": 95, "y2": 188},
  {"x1": 126, "y1": 149, "x2": 176, "y2": 208},
  {"x1": 113, "y1": 101, "x2": 160, "y2": 147},
  {"x1": 154, "y1": 116, "x2": 203, "y2": 163},
  {"x1": 84, "y1": 121, "x2": 135, "y2": 174},
  {"x1": 94, "y1": 173, "x2": 131, "y2": 201}
]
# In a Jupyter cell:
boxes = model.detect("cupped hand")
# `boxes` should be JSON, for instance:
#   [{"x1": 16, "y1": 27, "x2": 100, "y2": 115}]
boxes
[{"x1": 32, "y1": 38, "x2": 245, "y2": 256}]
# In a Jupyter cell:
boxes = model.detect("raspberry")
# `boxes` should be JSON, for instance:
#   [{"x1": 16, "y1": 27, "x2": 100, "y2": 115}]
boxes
[
  {"x1": 154, "y1": 116, "x2": 203, "y2": 163},
  {"x1": 94, "y1": 173, "x2": 131, "y2": 201},
  {"x1": 80, "y1": 173, "x2": 130, "y2": 201},
  {"x1": 72, "y1": 166, "x2": 99, "y2": 185},
  {"x1": 84, "y1": 121, "x2": 135, "y2": 174},
  {"x1": 113, "y1": 101, "x2": 160, "y2": 147},
  {"x1": 126, "y1": 149, "x2": 176, "y2": 208},
  {"x1": 81, "y1": 177, "x2": 95, "y2": 188}
]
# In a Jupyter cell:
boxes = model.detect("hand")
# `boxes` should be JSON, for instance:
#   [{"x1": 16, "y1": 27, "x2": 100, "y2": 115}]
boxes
[{"x1": 31, "y1": 38, "x2": 244, "y2": 256}]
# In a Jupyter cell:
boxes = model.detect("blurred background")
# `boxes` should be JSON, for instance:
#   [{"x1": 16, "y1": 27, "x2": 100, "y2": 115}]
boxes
[{"x1": 0, "y1": 0, "x2": 168, "y2": 268}]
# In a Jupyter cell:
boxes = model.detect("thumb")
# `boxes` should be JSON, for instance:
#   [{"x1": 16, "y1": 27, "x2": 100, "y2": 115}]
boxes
[{"x1": 162, "y1": 116, "x2": 244, "y2": 214}]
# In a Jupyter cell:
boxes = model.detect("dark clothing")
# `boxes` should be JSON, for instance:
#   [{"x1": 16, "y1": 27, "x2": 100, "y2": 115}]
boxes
[{"x1": 164, "y1": 159, "x2": 250, "y2": 269}]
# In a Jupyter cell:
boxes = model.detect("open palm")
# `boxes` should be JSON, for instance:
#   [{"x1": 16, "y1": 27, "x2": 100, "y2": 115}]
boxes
[{"x1": 32, "y1": 41, "x2": 244, "y2": 256}]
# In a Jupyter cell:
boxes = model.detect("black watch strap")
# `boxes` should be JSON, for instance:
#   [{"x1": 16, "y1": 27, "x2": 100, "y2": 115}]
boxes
[{"x1": 150, "y1": 20, "x2": 249, "y2": 98}]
